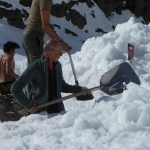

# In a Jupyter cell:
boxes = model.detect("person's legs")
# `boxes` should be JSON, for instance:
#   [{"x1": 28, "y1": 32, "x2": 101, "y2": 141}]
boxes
[
  {"x1": 22, "y1": 27, "x2": 44, "y2": 64},
  {"x1": 22, "y1": 27, "x2": 44, "y2": 99}
]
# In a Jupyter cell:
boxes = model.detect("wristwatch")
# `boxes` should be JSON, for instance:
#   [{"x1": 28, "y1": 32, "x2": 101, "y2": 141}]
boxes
[{"x1": 59, "y1": 39, "x2": 63, "y2": 45}]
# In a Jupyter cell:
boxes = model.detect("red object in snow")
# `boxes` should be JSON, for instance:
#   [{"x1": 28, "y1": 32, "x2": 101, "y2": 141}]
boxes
[
  {"x1": 128, "y1": 43, "x2": 134, "y2": 63},
  {"x1": 128, "y1": 43, "x2": 134, "y2": 53}
]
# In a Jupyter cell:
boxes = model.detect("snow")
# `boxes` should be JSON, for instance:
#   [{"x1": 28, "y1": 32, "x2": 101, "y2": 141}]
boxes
[{"x1": 0, "y1": 1, "x2": 150, "y2": 150}]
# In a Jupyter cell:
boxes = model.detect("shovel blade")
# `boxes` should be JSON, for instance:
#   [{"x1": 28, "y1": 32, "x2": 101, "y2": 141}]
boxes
[
  {"x1": 100, "y1": 62, "x2": 141, "y2": 95},
  {"x1": 76, "y1": 93, "x2": 94, "y2": 101}
]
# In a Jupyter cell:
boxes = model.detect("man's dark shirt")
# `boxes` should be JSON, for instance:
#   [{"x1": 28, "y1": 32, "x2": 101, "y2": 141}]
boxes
[{"x1": 47, "y1": 63, "x2": 59, "y2": 114}]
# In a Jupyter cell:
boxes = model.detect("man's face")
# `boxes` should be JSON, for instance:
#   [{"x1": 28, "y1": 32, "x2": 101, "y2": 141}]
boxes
[
  {"x1": 10, "y1": 48, "x2": 17, "y2": 56},
  {"x1": 51, "y1": 45, "x2": 62, "y2": 62}
]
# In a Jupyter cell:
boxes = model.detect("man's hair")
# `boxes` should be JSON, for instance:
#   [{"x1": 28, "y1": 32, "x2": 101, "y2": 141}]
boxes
[
  {"x1": 3, "y1": 41, "x2": 20, "y2": 53},
  {"x1": 43, "y1": 39, "x2": 58, "y2": 52}
]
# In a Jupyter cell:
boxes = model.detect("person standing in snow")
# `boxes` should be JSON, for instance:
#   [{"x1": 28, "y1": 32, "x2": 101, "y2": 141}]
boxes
[
  {"x1": 22, "y1": 0, "x2": 70, "y2": 99},
  {"x1": 0, "y1": 41, "x2": 20, "y2": 95},
  {"x1": 11, "y1": 39, "x2": 90, "y2": 114}
]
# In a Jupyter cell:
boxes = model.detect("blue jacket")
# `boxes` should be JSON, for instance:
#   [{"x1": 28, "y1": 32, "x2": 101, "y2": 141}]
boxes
[{"x1": 11, "y1": 54, "x2": 81, "y2": 112}]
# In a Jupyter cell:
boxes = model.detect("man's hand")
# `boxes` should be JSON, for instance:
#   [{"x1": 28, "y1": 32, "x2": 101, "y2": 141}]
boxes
[
  {"x1": 81, "y1": 87, "x2": 91, "y2": 95},
  {"x1": 62, "y1": 41, "x2": 70, "y2": 53},
  {"x1": 28, "y1": 104, "x2": 38, "y2": 114}
]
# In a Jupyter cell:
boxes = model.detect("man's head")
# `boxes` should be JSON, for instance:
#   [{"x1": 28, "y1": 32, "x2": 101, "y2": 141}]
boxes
[
  {"x1": 43, "y1": 39, "x2": 62, "y2": 62},
  {"x1": 3, "y1": 41, "x2": 20, "y2": 56}
]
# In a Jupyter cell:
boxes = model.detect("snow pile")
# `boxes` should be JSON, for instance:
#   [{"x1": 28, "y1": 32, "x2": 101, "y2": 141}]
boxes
[{"x1": 0, "y1": 17, "x2": 150, "y2": 149}]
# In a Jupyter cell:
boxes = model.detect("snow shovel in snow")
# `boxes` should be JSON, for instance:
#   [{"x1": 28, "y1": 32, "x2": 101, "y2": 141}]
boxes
[
  {"x1": 18, "y1": 62, "x2": 141, "y2": 115},
  {"x1": 100, "y1": 62, "x2": 141, "y2": 95},
  {"x1": 18, "y1": 83, "x2": 118, "y2": 115},
  {"x1": 68, "y1": 53, "x2": 94, "y2": 101}
]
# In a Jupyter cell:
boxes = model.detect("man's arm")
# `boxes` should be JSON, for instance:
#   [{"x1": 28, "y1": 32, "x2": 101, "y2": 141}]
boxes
[
  {"x1": 6, "y1": 57, "x2": 19, "y2": 79},
  {"x1": 40, "y1": 10, "x2": 60, "y2": 40},
  {"x1": 61, "y1": 80, "x2": 91, "y2": 95},
  {"x1": 61, "y1": 79, "x2": 81, "y2": 93},
  {"x1": 58, "y1": 63, "x2": 90, "y2": 94},
  {"x1": 40, "y1": 10, "x2": 69, "y2": 52},
  {"x1": 11, "y1": 62, "x2": 39, "y2": 110}
]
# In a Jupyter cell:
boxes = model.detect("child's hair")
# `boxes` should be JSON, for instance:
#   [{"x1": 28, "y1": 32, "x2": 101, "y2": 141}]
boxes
[{"x1": 3, "y1": 41, "x2": 20, "y2": 53}]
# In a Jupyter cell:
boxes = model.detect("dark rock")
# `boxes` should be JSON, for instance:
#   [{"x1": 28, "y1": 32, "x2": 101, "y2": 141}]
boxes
[
  {"x1": 51, "y1": 1, "x2": 87, "y2": 29},
  {"x1": 65, "y1": 29, "x2": 78, "y2": 37},
  {"x1": 125, "y1": 0, "x2": 150, "y2": 24},
  {"x1": 86, "y1": 0, "x2": 95, "y2": 8},
  {"x1": 19, "y1": 0, "x2": 32, "y2": 7},
  {"x1": 93, "y1": 0, "x2": 125, "y2": 17},
  {"x1": 85, "y1": 30, "x2": 89, "y2": 33},
  {"x1": 112, "y1": 25, "x2": 116, "y2": 30},
  {"x1": 93, "y1": 0, "x2": 149, "y2": 24},
  {"x1": 95, "y1": 28, "x2": 107, "y2": 34},
  {"x1": 67, "y1": 9, "x2": 87, "y2": 29},
  {"x1": 51, "y1": 2, "x2": 67, "y2": 18},
  {"x1": 1, "y1": 0, "x2": 150, "y2": 31},
  {"x1": 0, "y1": 7, "x2": 25, "y2": 29},
  {"x1": 0, "y1": 1, "x2": 12, "y2": 8},
  {"x1": 91, "y1": 12, "x2": 95, "y2": 18},
  {"x1": 22, "y1": 9, "x2": 29, "y2": 21},
  {"x1": 53, "y1": 24, "x2": 61, "y2": 29}
]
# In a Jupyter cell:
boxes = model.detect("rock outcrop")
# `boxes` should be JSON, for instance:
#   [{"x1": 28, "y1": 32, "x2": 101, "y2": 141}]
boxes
[
  {"x1": 94, "y1": 0, "x2": 149, "y2": 24},
  {"x1": 0, "y1": 1, "x2": 28, "y2": 29},
  {"x1": 0, "y1": 0, "x2": 150, "y2": 30}
]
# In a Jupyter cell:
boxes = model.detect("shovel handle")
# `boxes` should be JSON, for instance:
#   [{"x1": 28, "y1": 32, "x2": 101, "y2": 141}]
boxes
[
  {"x1": 68, "y1": 53, "x2": 78, "y2": 84},
  {"x1": 18, "y1": 86, "x2": 102, "y2": 115}
]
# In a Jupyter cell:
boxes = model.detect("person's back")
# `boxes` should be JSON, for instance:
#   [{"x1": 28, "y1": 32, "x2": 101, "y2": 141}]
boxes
[
  {"x1": 0, "y1": 54, "x2": 15, "y2": 82},
  {"x1": 0, "y1": 41, "x2": 20, "y2": 83}
]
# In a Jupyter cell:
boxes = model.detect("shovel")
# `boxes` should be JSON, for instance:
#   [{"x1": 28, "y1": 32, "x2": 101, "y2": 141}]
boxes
[
  {"x1": 18, "y1": 62, "x2": 141, "y2": 115},
  {"x1": 68, "y1": 53, "x2": 94, "y2": 101},
  {"x1": 18, "y1": 82, "x2": 118, "y2": 115}
]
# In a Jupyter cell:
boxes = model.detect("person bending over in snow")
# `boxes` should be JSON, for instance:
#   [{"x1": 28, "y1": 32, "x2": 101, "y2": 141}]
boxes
[
  {"x1": 0, "y1": 41, "x2": 20, "y2": 95},
  {"x1": 11, "y1": 39, "x2": 90, "y2": 114}
]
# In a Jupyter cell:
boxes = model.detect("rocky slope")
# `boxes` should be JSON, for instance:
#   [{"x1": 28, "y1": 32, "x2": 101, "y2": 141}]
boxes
[
  {"x1": 0, "y1": 0, "x2": 148, "y2": 30},
  {"x1": 0, "y1": 0, "x2": 148, "y2": 55}
]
